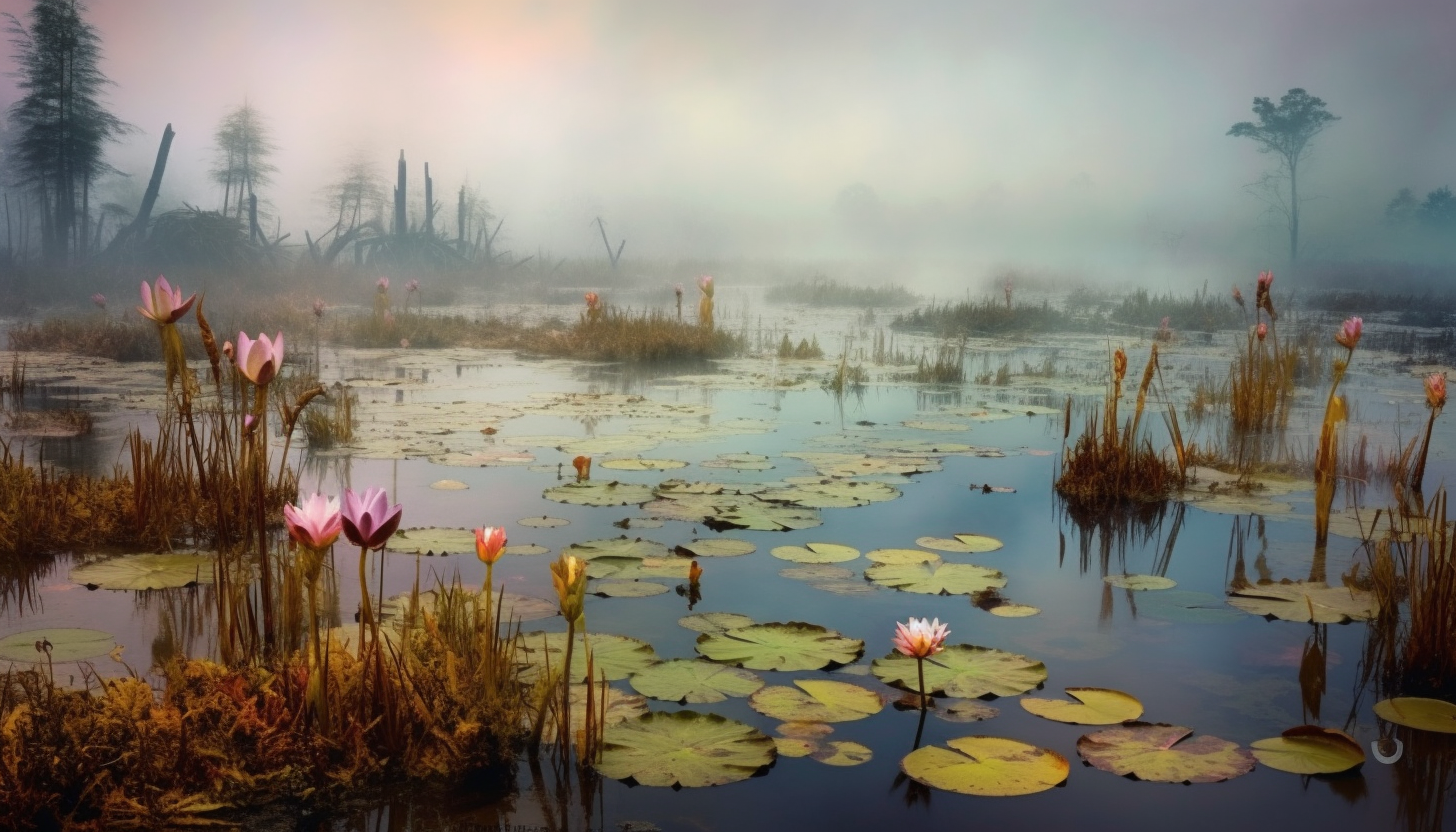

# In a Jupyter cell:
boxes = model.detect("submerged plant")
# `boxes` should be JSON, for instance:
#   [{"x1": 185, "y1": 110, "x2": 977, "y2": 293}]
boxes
[{"x1": 893, "y1": 617, "x2": 949, "y2": 710}]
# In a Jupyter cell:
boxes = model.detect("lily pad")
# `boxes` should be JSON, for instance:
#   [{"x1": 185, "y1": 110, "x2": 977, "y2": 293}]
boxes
[
  {"x1": 934, "y1": 700, "x2": 1000, "y2": 723},
  {"x1": 592, "y1": 581, "x2": 671, "y2": 598},
  {"x1": 774, "y1": 737, "x2": 816, "y2": 758},
  {"x1": 696, "y1": 622, "x2": 864, "y2": 671},
  {"x1": 700, "y1": 452, "x2": 774, "y2": 471},
  {"x1": 0, "y1": 628, "x2": 115, "y2": 662},
  {"x1": 1136, "y1": 591, "x2": 1244, "y2": 624},
  {"x1": 388, "y1": 527, "x2": 475, "y2": 555},
  {"x1": 749, "y1": 679, "x2": 885, "y2": 723},
  {"x1": 503, "y1": 544, "x2": 550, "y2": 556},
  {"x1": 865, "y1": 561, "x2": 1007, "y2": 596},
  {"x1": 678, "y1": 612, "x2": 756, "y2": 634},
  {"x1": 544, "y1": 480, "x2": 655, "y2": 507},
  {"x1": 771, "y1": 543, "x2": 860, "y2": 564},
  {"x1": 629, "y1": 659, "x2": 764, "y2": 704},
  {"x1": 1250, "y1": 726, "x2": 1365, "y2": 774},
  {"x1": 518, "y1": 516, "x2": 570, "y2": 528},
  {"x1": 595, "y1": 711, "x2": 776, "y2": 788},
  {"x1": 675, "y1": 538, "x2": 757, "y2": 558},
  {"x1": 758, "y1": 480, "x2": 900, "y2": 509},
  {"x1": 564, "y1": 536, "x2": 671, "y2": 561},
  {"x1": 613, "y1": 517, "x2": 665, "y2": 529},
  {"x1": 586, "y1": 556, "x2": 693, "y2": 580},
  {"x1": 537, "y1": 684, "x2": 649, "y2": 743},
  {"x1": 812, "y1": 741, "x2": 873, "y2": 766},
  {"x1": 1104, "y1": 574, "x2": 1177, "y2": 591},
  {"x1": 1373, "y1": 698, "x2": 1456, "y2": 734},
  {"x1": 429, "y1": 479, "x2": 470, "y2": 490},
  {"x1": 988, "y1": 604, "x2": 1040, "y2": 618},
  {"x1": 1076, "y1": 722, "x2": 1256, "y2": 784},
  {"x1": 779, "y1": 565, "x2": 856, "y2": 581},
  {"x1": 872, "y1": 644, "x2": 1047, "y2": 698},
  {"x1": 1228, "y1": 581, "x2": 1378, "y2": 624},
  {"x1": 703, "y1": 499, "x2": 824, "y2": 532},
  {"x1": 916, "y1": 534, "x2": 1004, "y2": 554},
  {"x1": 903, "y1": 420, "x2": 970, "y2": 432},
  {"x1": 777, "y1": 722, "x2": 835, "y2": 739},
  {"x1": 865, "y1": 548, "x2": 941, "y2": 565},
  {"x1": 902, "y1": 736, "x2": 1069, "y2": 796},
  {"x1": 516, "y1": 631, "x2": 660, "y2": 683},
  {"x1": 1021, "y1": 688, "x2": 1144, "y2": 725},
  {"x1": 600, "y1": 458, "x2": 688, "y2": 471},
  {"x1": 561, "y1": 434, "x2": 659, "y2": 455},
  {"x1": 71, "y1": 552, "x2": 215, "y2": 591}
]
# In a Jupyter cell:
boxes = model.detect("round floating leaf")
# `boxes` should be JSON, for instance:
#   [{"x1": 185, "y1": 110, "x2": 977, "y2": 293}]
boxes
[
  {"x1": 0, "y1": 628, "x2": 115, "y2": 662},
  {"x1": 812, "y1": 741, "x2": 873, "y2": 766},
  {"x1": 544, "y1": 480, "x2": 655, "y2": 507},
  {"x1": 676, "y1": 538, "x2": 756, "y2": 558},
  {"x1": 758, "y1": 480, "x2": 900, "y2": 508},
  {"x1": 1137, "y1": 590, "x2": 1243, "y2": 624},
  {"x1": 1104, "y1": 574, "x2": 1177, "y2": 591},
  {"x1": 780, "y1": 565, "x2": 856, "y2": 581},
  {"x1": 388, "y1": 527, "x2": 475, "y2": 555},
  {"x1": 771, "y1": 543, "x2": 860, "y2": 564},
  {"x1": 696, "y1": 622, "x2": 864, "y2": 671},
  {"x1": 865, "y1": 549, "x2": 941, "y2": 565},
  {"x1": 866, "y1": 561, "x2": 1007, "y2": 596},
  {"x1": 934, "y1": 700, "x2": 1000, "y2": 723},
  {"x1": 503, "y1": 544, "x2": 550, "y2": 556},
  {"x1": 1077, "y1": 722, "x2": 1256, "y2": 784},
  {"x1": 813, "y1": 580, "x2": 878, "y2": 596},
  {"x1": 586, "y1": 556, "x2": 692, "y2": 581},
  {"x1": 1228, "y1": 581, "x2": 1378, "y2": 624},
  {"x1": 988, "y1": 604, "x2": 1040, "y2": 618},
  {"x1": 595, "y1": 711, "x2": 776, "y2": 788},
  {"x1": 1250, "y1": 726, "x2": 1365, "y2": 774},
  {"x1": 561, "y1": 434, "x2": 659, "y2": 455},
  {"x1": 565, "y1": 536, "x2": 671, "y2": 560},
  {"x1": 600, "y1": 458, "x2": 688, "y2": 471},
  {"x1": 902, "y1": 736, "x2": 1069, "y2": 796},
  {"x1": 614, "y1": 516, "x2": 665, "y2": 529},
  {"x1": 774, "y1": 737, "x2": 816, "y2": 758},
  {"x1": 700, "y1": 453, "x2": 774, "y2": 471},
  {"x1": 537, "y1": 684, "x2": 649, "y2": 743},
  {"x1": 704, "y1": 499, "x2": 823, "y2": 532},
  {"x1": 916, "y1": 534, "x2": 1003, "y2": 554},
  {"x1": 516, "y1": 631, "x2": 660, "y2": 683},
  {"x1": 678, "y1": 612, "x2": 756, "y2": 634},
  {"x1": 903, "y1": 420, "x2": 970, "y2": 432},
  {"x1": 71, "y1": 552, "x2": 215, "y2": 591},
  {"x1": 872, "y1": 645, "x2": 1047, "y2": 698},
  {"x1": 593, "y1": 581, "x2": 670, "y2": 598},
  {"x1": 1373, "y1": 698, "x2": 1456, "y2": 734},
  {"x1": 778, "y1": 722, "x2": 834, "y2": 739},
  {"x1": 1021, "y1": 688, "x2": 1144, "y2": 725},
  {"x1": 518, "y1": 516, "x2": 569, "y2": 528},
  {"x1": 429, "y1": 479, "x2": 469, "y2": 490},
  {"x1": 629, "y1": 659, "x2": 764, "y2": 704},
  {"x1": 749, "y1": 679, "x2": 884, "y2": 723}
]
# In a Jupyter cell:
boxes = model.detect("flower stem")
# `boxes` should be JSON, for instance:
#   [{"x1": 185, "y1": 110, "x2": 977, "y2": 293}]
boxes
[{"x1": 917, "y1": 656, "x2": 927, "y2": 711}]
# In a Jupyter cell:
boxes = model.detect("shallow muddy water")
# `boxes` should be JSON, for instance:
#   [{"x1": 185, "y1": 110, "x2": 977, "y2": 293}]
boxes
[{"x1": 2, "y1": 295, "x2": 1454, "y2": 832}]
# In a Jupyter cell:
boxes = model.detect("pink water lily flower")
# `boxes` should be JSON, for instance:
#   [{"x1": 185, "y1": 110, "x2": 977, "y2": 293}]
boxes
[
  {"x1": 91, "y1": 293, "x2": 107, "y2": 309},
  {"x1": 1427, "y1": 373, "x2": 1447, "y2": 411},
  {"x1": 284, "y1": 493, "x2": 342, "y2": 550},
  {"x1": 376, "y1": 277, "x2": 390, "y2": 291},
  {"x1": 475, "y1": 526, "x2": 506, "y2": 565},
  {"x1": 137, "y1": 276, "x2": 196, "y2": 324},
  {"x1": 698, "y1": 274, "x2": 714, "y2": 297},
  {"x1": 1334, "y1": 316, "x2": 1363, "y2": 350},
  {"x1": 405, "y1": 279, "x2": 420, "y2": 293},
  {"x1": 233, "y1": 331, "x2": 284, "y2": 386},
  {"x1": 1256, "y1": 322, "x2": 1268, "y2": 341},
  {"x1": 893, "y1": 617, "x2": 949, "y2": 659},
  {"x1": 341, "y1": 487, "x2": 403, "y2": 551}
]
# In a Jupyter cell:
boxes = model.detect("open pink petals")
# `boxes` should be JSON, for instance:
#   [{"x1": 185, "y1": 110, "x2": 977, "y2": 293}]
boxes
[
  {"x1": 893, "y1": 617, "x2": 949, "y2": 659},
  {"x1": 475, "y1": 526, "x2": 507, "y2": 564},
  {"x1": 1334, "y1": 316, "x2": 1363, "y2": 350},
  {"x1": 341, "y1": 487, "x2": 403, "y2": 550},
  {"x1": 234, "y1": 331, "x2": 284, "y2": 386},
  {"x1": 137, "y1": 276, "x2": 196, "y2": 324},
  {"x1": 284, "y1": 493, "x2": 342, "y2": 550}
]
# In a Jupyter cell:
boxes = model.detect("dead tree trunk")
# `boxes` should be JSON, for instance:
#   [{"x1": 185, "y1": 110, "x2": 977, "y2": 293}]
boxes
[
  {"x1": 594, "y1": 216, "x2": 624, "y2": 268},
  {"x1": 106, "y1": 123, "x2": 174, "y2": 255},
  {"x1": 457, "y1": 186, "x2": 466, "y2": 253},
  {"x1": 394, "y1": 151, "x2": 407, "y2": 236},
  {"x1": 423, "y1": 163, "x2": 434, "y2": 237}
]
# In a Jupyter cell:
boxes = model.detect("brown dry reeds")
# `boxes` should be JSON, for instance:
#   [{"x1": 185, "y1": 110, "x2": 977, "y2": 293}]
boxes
[{"x1": 1229, "y1": 325, "x2": 1297, "y2": 434}]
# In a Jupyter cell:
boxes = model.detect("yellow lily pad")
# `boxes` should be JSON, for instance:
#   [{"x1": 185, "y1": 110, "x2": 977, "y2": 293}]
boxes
[
  {"x1": 1250, "y1": 725, "x2": 1365, "y2": 774},
  {"x1": 1104, "y1": 574, "x2": 1176, "y2": 591},
  {"x1": 916, "y1": 534, "x2": 1003, "y2": 554},
  {"x1": 595, "y1": 711, "x2": 775, "y2": 788},
  {"x1": 812, "y1": 741, "x2": 873, "y2": 766},
  {"x1": 902, "y1": 736, "x2": 1069, "y2": 796},
  {"x1": 1021, "y1": 688, "x2": 1144, "y2": 725},
  {"x1": 749, "y1": 679, "x2": 884, "y2": 723},
  {"x1": 1373, "y1": 697, "x2": 1456, "y2": 734},
  {"x1": 676, "y1": 538, "x2": 757, "y2": 558},
  {"x1": 771, "y1": 542, "x2": 860, "y2": 564}
]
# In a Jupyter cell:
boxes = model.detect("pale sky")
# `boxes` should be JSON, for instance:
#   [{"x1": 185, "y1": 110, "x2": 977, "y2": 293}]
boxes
[{"x1": 2, "y1": 0, "x2": 1453, "y2": 269}]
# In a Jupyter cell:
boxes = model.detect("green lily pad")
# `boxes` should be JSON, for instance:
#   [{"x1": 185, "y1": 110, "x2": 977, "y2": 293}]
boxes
[
  {"x1": 872, "y1": 645, "x2": 1047, "y2": 698},
  {"x1": 516, "y1": 631, "x2": 660, "y2": 683},
  {"x1": 1104, "y1": 574, "x2": 1177, "y2": 591},
  {"x1": 429, "y1": 479, "x2": 470, "y2": 490},
  {"x1": 865, "y1": 548, "x2": 941, "y2": 565},
  {"x1": 70, "y1": 552, "x2": 215, "y2": 591},
  {"x1": 812, "y1": 741, "x2": 873, "y2": 766},
  {"x1": 629, "y1": 659, "x2": 764, "y2": 704},
  {"x1": 770, "y1": 543, "x2": 860, "y2": 564},
  {"x1": 586, "y1": 556, "x2": 693, "y2": 580},
  {"x1": 916, "y1": 534, "x2": 1003, "y2": 554},
  {"x1": 703, "y1": 499, "x2": 824, "y2": 532},
  {"x1": 1250, "y1": 726, "x2": 1365, "y2": 774},
  {"x1": 934, "y1": 700, "x2": 1000, "y2": 723},
  {"x1": 564, "y1": 536, "x2": 671, "y2": 561},
  {"x1": 0, "y1": 628, "x2": 115, "y2": 662},
  {"x1": 592, "y1": 581, "x2": 670, "y2": 598},
  {"x1": 518, "y1": 516, "x2": 570, "y2": 528},
  {"x1": 700, "y1": 453, "x2": 774, "y2": 471},
  {"x1": 1077, "y1": 722, "x2": 1256, "y2": 784},
  {"x1": 903, "y1": 420, "x2": 970, "y2": 432},
  {"x1": 696, "y1": 622, "x2": 864, "y2": 671},
  {"x1": 1228, "y1": 581, "x2": 1378, "y2": 624},
  {"x1": 537, "y1": 684, "x2": 649, "y2": 744},
  {"x1": 1021, "y1": 688, "x2": 1144, "y2": 725},
  {"x1": 388, "y1": 527, "x2": 475, "y2": 555},
  {"x1": 600, "y1": 458, "x2": 688, "y2": 471},
  {"x1": 758, "y1": 480, "x2": 900, "y2": 508},
  {"x1": 902, "y1": 736, "x2": 1069, "y2": 796},
  {"x1": 774, "y1": 737, "x2": 816, "y2": 758},
  {"x1": 988, "y1": 604, "x2": 1040, "y2": 618},
  {"x1": 865, "y1": 561, "x2": 1007, "y2": 595},
  {"x1": 613, "y1": 517, "x2": 665, "y2": 529},
  {"x1": 675, "y1": 538, "x2": 757, "y2": 558},
  {"x1": 1373, "y1": 698, "x2": 1456, "y2": 733},
  {"x1": 596, "y1": 711, "x2": 776, "y2": 788},
  {"x1": 1136, "y1": 591, "x2": 1243, "y2": 624},
  {"x1": 779, "y1": 565, "x2": 856, "y2": 581},
  {"x1": 678, "y1": 612, "x2": 756, "y2": 634},
  {"x1": 544, "y1": 480, "x2": 655, "y2": 507},
  {"x1": 503, "y1": 544, "x2": 550, "y2": 556},
  {"x1": 749, "y1": 679, "x2": 885, "y2": 723}
]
